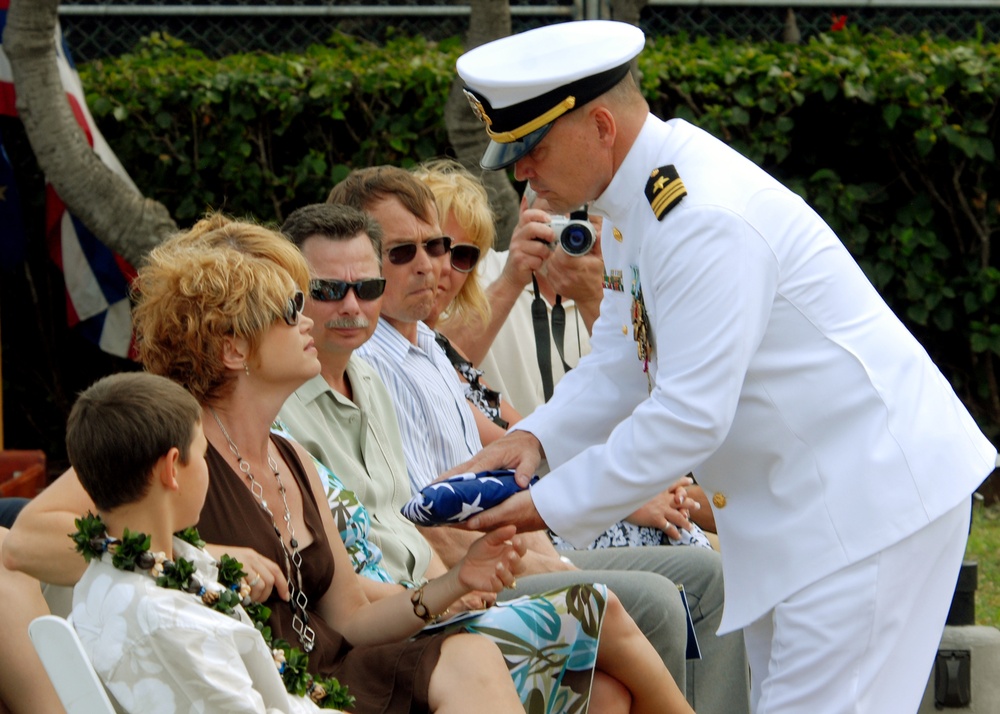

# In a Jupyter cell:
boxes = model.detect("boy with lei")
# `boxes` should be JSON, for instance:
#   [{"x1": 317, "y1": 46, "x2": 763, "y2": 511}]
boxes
[{"x1": 66, "y1": 371, "x2": 350, "y2": 713}]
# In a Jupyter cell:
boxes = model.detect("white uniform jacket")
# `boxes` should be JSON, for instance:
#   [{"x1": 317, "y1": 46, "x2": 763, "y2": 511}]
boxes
[{"x1": 518, "y1": 115, "x2": 997, "y2": 633}]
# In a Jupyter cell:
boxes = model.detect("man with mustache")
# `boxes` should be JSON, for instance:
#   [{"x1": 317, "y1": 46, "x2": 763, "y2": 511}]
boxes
[{"x1": 277, "y1": 202, "x2": 435, "y2": 584}]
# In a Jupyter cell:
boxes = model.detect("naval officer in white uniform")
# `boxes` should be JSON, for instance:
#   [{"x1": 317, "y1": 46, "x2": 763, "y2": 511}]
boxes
[{"x1": 450, "y1": 20, "x2": 998, "y2": 714}]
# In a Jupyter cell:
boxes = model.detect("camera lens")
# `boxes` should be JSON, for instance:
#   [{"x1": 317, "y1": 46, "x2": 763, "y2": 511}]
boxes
[{"x1": 560, "y1": 223, "x2": 595, "y2": 256}]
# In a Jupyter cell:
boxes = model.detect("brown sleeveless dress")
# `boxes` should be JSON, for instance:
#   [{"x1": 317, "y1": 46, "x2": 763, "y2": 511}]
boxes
[{"x1": 198, "y1": 435, "x2": 446, "y2": 713}]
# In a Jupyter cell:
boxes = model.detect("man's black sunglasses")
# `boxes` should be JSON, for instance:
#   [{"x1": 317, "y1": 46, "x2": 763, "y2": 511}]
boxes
[
  {"x1": 385, "y1": 236, "x2": 452, "y2": 266},
  {"x1": 309, "y1": 278, "x2": 387, "y2": 302},
  {"x1": 450, "y1": 244, "x2": 481, "y2": 273},
  {"x1": 282, "y1": 290, "x2": 306, "y2": 326}
]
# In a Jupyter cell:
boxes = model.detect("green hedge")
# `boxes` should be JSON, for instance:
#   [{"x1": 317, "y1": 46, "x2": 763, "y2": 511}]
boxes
[
  {"x1": 81, "y1": 32, "x2": 461, "y2": 221},
  {"x1": 80, "y1": 29, "x2": 1000, "y2": 473}
]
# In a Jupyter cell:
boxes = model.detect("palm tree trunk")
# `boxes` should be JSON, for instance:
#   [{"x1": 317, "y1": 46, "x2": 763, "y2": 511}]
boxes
[
  {"x1": 610, "y1": 0, "x2": 649, "y2": 26},
  {"x1": 5, "y1": 0, "x2": 176, "y2": 267},
  {"x1": 444, "y1": 0, "x2": 519, "y2": 250}
]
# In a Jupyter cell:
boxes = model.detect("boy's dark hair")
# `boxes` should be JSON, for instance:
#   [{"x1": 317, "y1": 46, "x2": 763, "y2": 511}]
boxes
[
  {"x1": 66, "y1": 372, "x2": 202, "y2": 511},
  {"x1": 281, "y1": 203, "x2": 384, "y2": 265}
]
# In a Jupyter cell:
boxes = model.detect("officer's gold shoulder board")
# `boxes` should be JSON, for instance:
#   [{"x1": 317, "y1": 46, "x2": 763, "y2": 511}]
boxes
[{"x1": 645, "y1": 165, "x2": 687, "y2": 221}]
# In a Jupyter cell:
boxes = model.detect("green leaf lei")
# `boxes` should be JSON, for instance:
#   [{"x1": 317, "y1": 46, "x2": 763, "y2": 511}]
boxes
[{"x1": 71, "y1": 513, "x2": 354, "y2": 710}]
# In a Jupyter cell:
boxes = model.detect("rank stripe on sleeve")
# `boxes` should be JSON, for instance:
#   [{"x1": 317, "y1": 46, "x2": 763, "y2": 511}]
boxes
[{"x1": 645, "y1": 165, "x2": 687, "y2": 221}]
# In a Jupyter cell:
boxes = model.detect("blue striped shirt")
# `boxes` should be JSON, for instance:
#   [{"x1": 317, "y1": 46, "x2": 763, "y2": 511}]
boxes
[{"x1": 357, "y1": 318, "x2": 483, "y2": 494}]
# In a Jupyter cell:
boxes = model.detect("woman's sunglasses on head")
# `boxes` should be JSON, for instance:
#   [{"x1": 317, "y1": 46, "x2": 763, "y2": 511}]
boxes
[
  {"x1": 385, "y1": 236, "x2": 452, "y2": 266},
  {"x1": 309, "y1": 278, "x2": 387, "y2": 302},
  {"x1": 282, "y1": 290, "x2": 306, "y2": 326},
  {"x1": 450, "y1": 244, "x2": 481, "y2": 273}
]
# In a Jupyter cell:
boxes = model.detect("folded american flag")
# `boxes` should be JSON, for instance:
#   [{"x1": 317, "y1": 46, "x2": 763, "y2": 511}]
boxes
[{"x1": 402, "y1": 470, "x2": 538, "y2": 526}]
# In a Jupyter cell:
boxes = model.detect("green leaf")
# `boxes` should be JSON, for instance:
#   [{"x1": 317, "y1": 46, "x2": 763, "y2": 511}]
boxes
[
  {"x1": 728, "y1": 106, "x2": 750, "y2": 126},
  {"x1": 882, "y1": 104, "x2": 902, "y2": 129},
  {"x1": 733, "y1": 85, "x2": 755, "y2": 107},
  {"x1": 809, "y1": 168, "x2": 840, "y2": 184},
  {"x1": 907, "y1": 304, "x2": 929, "y2": 325},
  {"x1": 217, "y1": 554, "x2": 248, "y2": 588},
  {"x1": 71, "y1": 512, "x2": 109, "y2": 563},
  {"x1": 775, "y1": 116, "x2": 794, "y2": 133},
  {"x1": 933, "y1": 308, "x2": 954, "y2": 332},
  {"x1": 974, "y1": 138, "x2": 995, "y2": 162}
]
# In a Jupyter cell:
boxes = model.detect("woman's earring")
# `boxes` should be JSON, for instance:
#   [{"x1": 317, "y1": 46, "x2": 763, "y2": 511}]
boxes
[{"x1": 243, "y1": 362, "x2": 250, "y2": 376}]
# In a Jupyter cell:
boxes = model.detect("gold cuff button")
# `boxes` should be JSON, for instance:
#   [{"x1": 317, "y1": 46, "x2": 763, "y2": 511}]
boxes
[
  {"x1": 712, "y1": 492, "x2": 727, "y2": 509},
  {"x1": 622, "y1": 325, "x2": 629, "y2": 334}
]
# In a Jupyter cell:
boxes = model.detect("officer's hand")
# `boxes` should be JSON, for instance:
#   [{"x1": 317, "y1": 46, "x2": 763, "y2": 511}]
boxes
[
  {"x1": 541, "y1": 235, "x2": 604, "y2": 307},
  {"x1": 501, "y1": 195, "x2": 557, "y2": 289},
  {"x1": 463, "y1": 490, "x2": 547, "y2": 534},
  {"x1": 440, "y1": 430, "x2": 544, "y2": 489}
]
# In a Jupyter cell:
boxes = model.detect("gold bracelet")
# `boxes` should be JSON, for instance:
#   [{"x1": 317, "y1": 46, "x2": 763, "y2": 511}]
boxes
[
  {"x1": 410, "y1": 584, "x2": 453, "y2": 625},
  {"x1": 410, "y1": 584, "x2": 436, "y2": 624}
]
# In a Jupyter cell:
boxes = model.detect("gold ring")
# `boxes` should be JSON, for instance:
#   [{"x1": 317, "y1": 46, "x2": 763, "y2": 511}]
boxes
[{"x1": 249, "y1": 573, "x2": 262, "y2": 587}]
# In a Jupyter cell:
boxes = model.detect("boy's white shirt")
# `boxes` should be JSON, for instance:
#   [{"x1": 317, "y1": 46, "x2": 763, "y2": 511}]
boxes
[{"x1": 71, "y1": 535, "x2": 329, "y2": 714}]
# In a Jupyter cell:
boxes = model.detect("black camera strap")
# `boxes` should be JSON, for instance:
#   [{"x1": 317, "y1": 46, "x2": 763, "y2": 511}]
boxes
[
  {"x1": 530, "y1": 274, "x2": 573, "y2": 403},
  {"x1": 550, "y1": 295, "x2": 573, "y2": 376},
  {"x1": 530, "y1": 274, "x2": 555, "y2": 402},
  {"x1": 551, "y1": 207, "x2": 587, "y2": 381},
  {"x1": 530, "y1": 205, "x2": 587, "y2": 402}
]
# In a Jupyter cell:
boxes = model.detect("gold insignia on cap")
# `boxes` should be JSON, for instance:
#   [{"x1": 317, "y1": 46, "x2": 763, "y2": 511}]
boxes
[
  {"x1": 645, "y1": 165, "x2": 687, "y2": 221},
  {"x1": 613, "y1": 227, "x2": 623, "y2": 242},
  {"x1": 463, "y1": 89, "x2": 493, "y2": 128},
  {"x1": 486, "y1": 96, "x2": 577, "y2": 144}
]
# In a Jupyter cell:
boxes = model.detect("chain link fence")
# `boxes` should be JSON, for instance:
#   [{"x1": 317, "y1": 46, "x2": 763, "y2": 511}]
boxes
[
  {"x1": 643, "y1": 4, "x2": 1000, "y2": 42},
  {"x1": 57, "y1": 1, "x2": 1000, "y2": 61},
  {"x1": 58, "y1": 0, "x2": 576, "y2": 59}
]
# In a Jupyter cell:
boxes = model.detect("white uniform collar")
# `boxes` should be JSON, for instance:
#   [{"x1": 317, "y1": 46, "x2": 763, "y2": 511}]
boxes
[{"x1": 592, "y1": 113, "x2": 669, "y2": 221}]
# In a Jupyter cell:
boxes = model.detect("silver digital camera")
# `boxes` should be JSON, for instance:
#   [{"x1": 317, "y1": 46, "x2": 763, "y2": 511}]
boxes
[{"x1": 548, "y1": 215, "x2": 597, "y2": 257}]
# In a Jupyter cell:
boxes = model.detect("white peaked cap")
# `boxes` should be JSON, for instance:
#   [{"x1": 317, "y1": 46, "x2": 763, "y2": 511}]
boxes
[{"x1": 457, "y1": 21, "x2": 646, "y2": 169}]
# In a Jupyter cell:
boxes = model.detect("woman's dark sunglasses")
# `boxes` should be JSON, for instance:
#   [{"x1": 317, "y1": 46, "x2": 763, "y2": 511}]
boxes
[
  {"x1": 282, "y1": 290, "x2": 306, "y2": 326},
  {"x1": 309, "y1": 277, "x2": 387, "y2": 302},
  {"x1": 385, "y1": 236, "x2": 452, "y2": 266},
  {"x1": 450, "y1": 244, "x2": 481, "y2": 274}
]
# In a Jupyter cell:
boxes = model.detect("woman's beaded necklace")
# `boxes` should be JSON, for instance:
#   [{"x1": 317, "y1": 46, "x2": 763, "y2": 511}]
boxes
[
  {"x1": 71, "y1": 513, "x2": 353, "y2": 710},
  {"x1": 210, "y1": 408, "x2": 316, "y2": 653}
]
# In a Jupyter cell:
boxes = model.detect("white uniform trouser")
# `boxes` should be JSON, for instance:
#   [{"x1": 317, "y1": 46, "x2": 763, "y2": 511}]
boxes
[{"x1": 744, "y1": 498, "x2": 971, "y2": 714}]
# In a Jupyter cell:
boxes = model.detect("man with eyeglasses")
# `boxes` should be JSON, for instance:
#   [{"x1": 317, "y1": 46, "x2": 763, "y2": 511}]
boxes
[
  {"x1": 324, "y1": 165, "x2": 750, "y2": 714},
  {"x1": 327, "y1": 166, "x2": 488, "y2": 485}
]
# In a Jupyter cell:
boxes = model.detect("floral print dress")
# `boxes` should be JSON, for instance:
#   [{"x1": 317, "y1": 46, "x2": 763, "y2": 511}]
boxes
[{"x1": 272, "y1": 422, "x2": 608, "y2": 714}]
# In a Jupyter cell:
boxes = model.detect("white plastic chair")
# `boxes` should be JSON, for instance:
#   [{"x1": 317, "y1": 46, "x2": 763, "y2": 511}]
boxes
[{"x1": 28, "y1": 615, "x2": 118, "y2": 714}]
